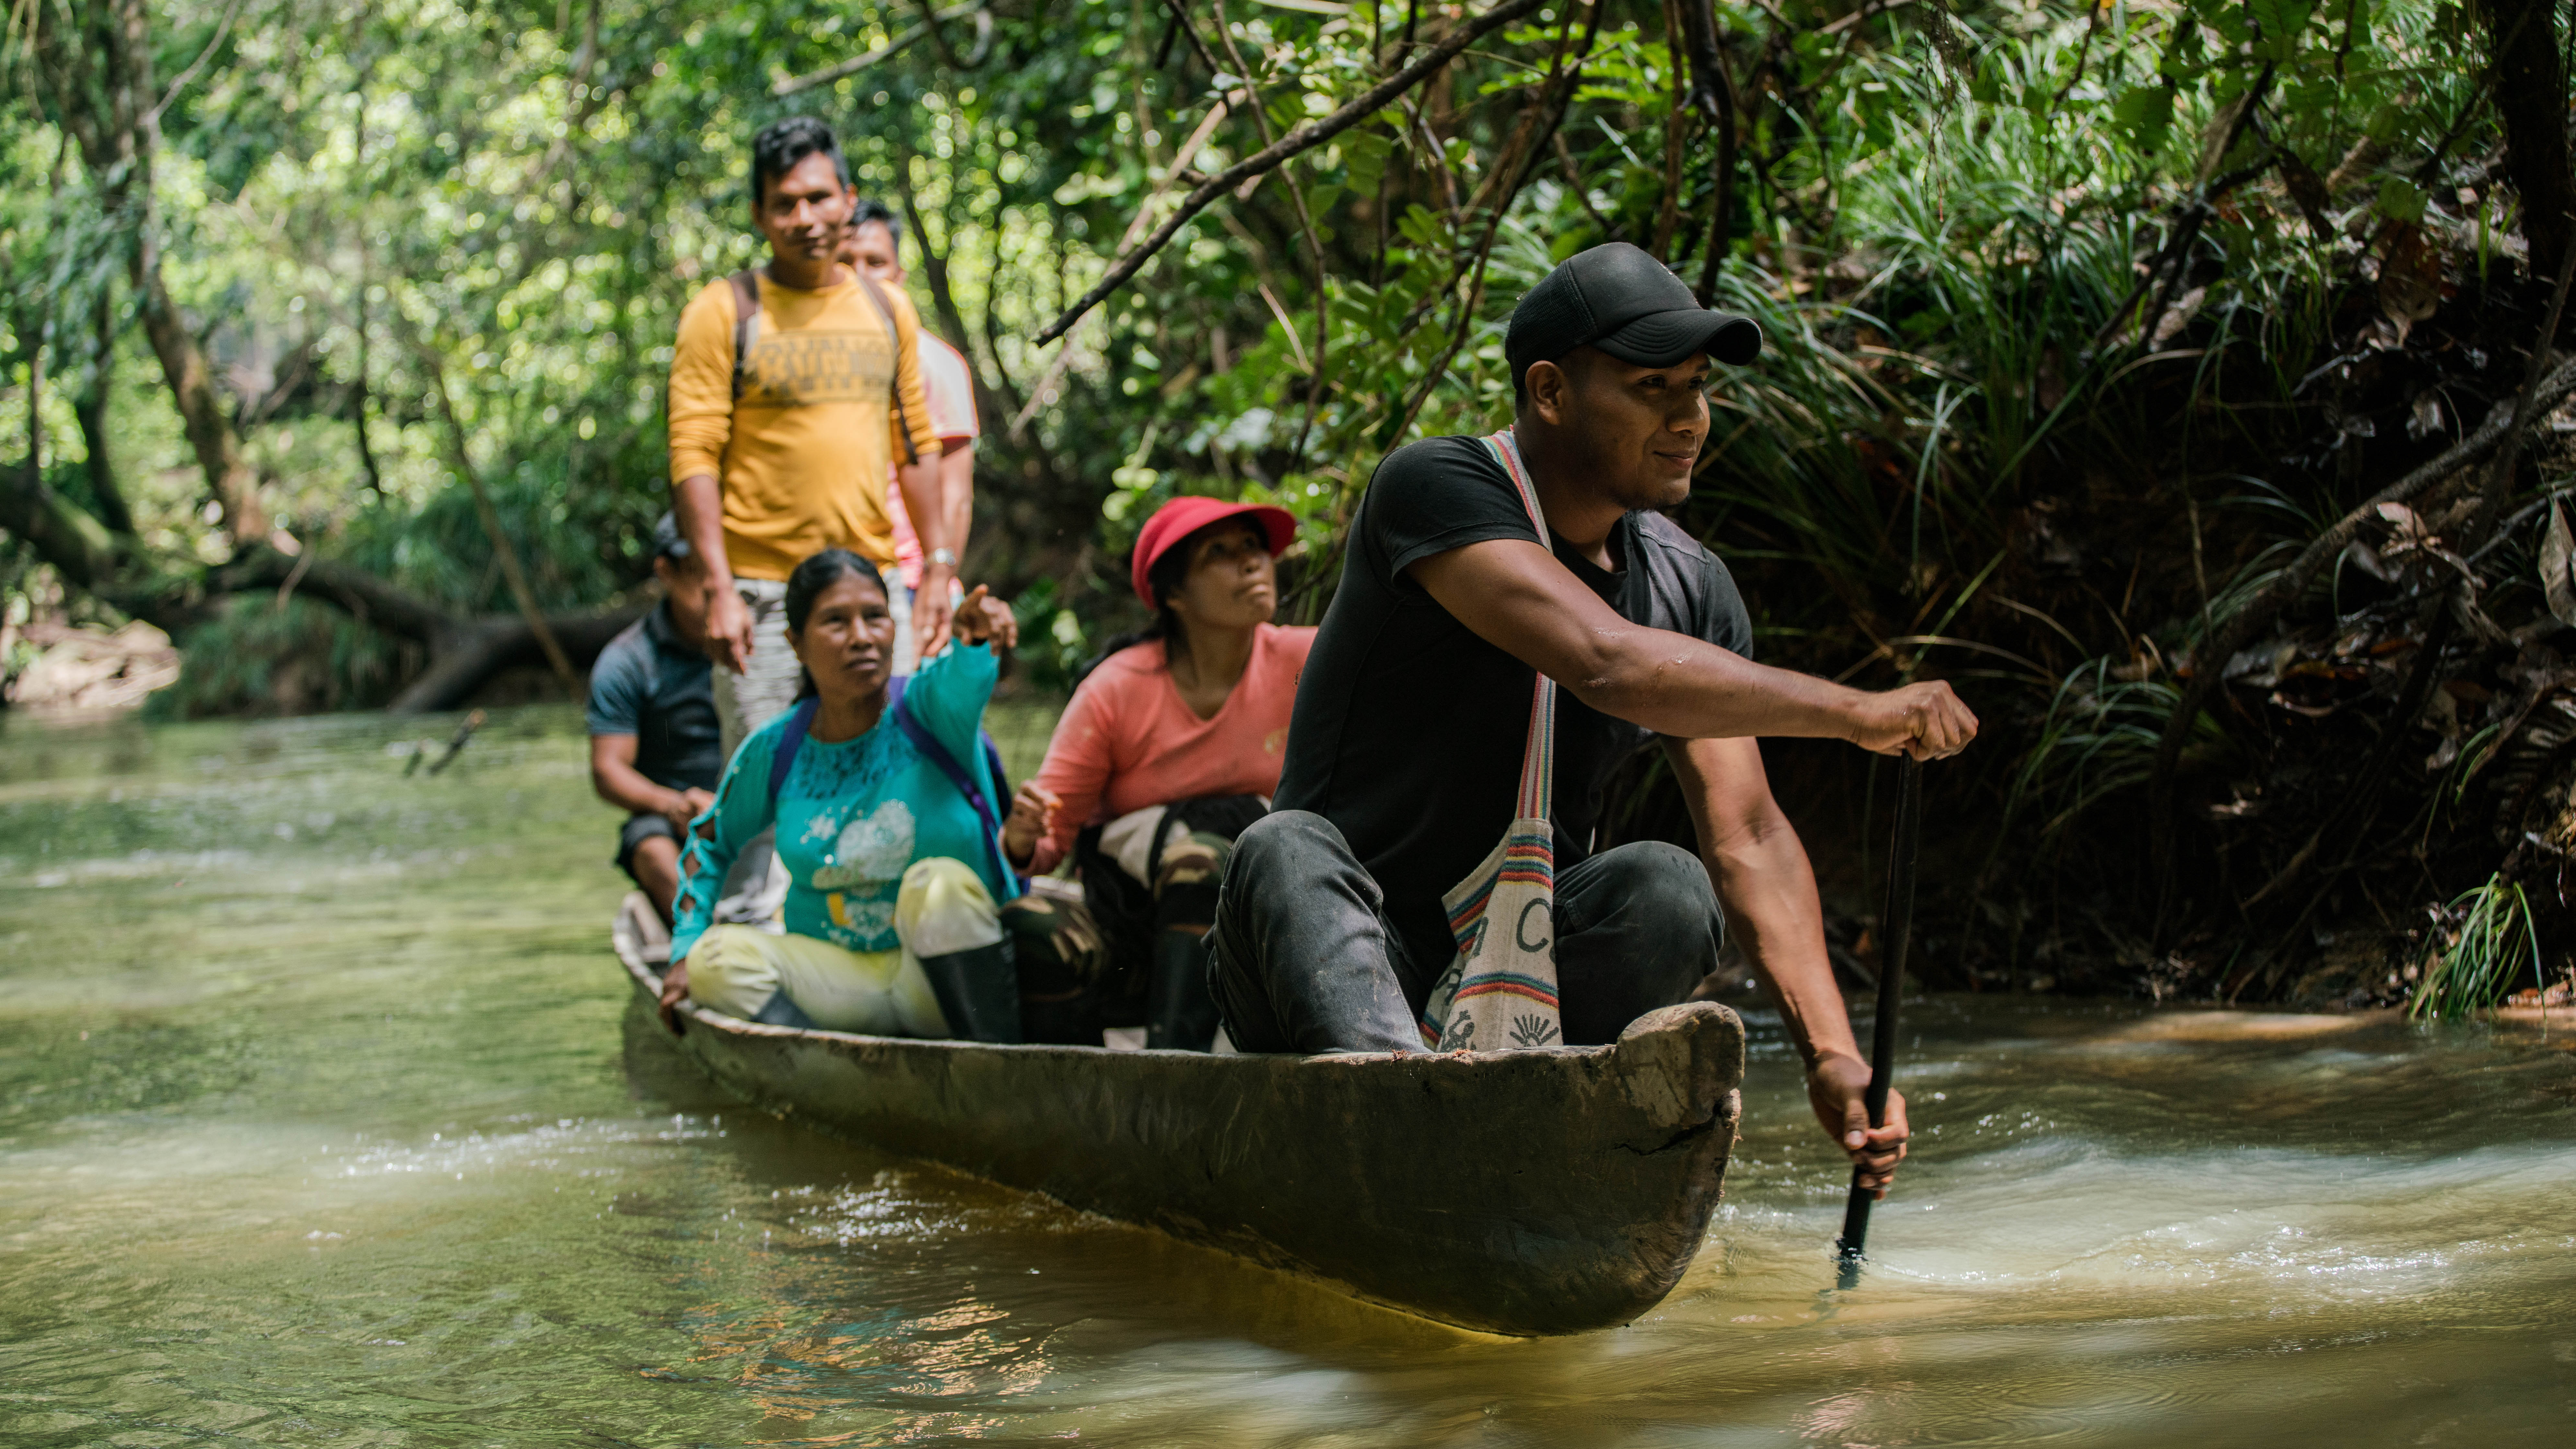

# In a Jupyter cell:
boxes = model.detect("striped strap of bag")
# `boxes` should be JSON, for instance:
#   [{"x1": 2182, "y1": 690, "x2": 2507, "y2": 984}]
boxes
[{"x1": 1417, "y1": 429, "x2": 1565, "y2": 1052}]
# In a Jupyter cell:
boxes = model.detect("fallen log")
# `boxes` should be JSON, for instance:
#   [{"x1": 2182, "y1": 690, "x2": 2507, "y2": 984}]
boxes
[
  {"x1": 385, "y1": 607, "x2": 644, "y2": 713},
  {"x1": 4, "y1": 471, "x2": 642, "y2": 713}
]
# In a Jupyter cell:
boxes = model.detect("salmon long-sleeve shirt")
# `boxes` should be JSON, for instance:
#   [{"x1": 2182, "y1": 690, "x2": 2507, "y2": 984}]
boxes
[
  {"x1": 667, "y1": 271, "x2": 942, "y2": 582},
  {"x1": 1026, "y1": 624, "x2": 1317, "y2": 875}
]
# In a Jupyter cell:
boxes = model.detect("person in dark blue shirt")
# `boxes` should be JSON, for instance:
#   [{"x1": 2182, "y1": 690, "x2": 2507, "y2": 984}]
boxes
[{"x1": 589, "y1": 514, "x2": 724, "y2": 922}]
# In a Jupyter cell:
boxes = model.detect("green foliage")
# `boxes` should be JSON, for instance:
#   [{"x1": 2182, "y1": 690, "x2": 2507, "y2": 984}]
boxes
[
  {"x1": 147, "y1": 596, "x2": 410, "y2": 718},
  {"x1": 2009, "y1": 658, "x2": 2229, "y2": 843},
  {"x1": 2409, "y1": 875, "x2": 2542, "y2": 1021}
]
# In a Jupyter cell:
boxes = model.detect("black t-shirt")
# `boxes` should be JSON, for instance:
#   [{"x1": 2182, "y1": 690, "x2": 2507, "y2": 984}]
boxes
[
  {"x1": 584, "y1": 604, "x2": 723, "y2": 794},
  {"x1": 1275, "y1": 434, "x2": 1754, "y2": 990}
]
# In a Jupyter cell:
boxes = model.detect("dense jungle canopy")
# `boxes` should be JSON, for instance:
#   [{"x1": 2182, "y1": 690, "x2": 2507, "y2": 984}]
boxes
[{"x1": 5, "y1": 0, "x2": 2574, "y2": 1009}]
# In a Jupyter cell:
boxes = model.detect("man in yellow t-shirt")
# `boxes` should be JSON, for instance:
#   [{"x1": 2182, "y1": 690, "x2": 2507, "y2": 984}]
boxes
[{"x1": 667, "y1": 116, "x2": 948, "y2": 749}]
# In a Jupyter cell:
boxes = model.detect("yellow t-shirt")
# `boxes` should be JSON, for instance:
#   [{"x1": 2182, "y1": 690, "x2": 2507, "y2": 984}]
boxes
[{"x1": 667, "y1": 270, "x2": 942, "y2": 581}]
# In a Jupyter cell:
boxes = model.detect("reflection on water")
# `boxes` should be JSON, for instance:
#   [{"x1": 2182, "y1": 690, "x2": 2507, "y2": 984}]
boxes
[{"x1": 3, "y1": 705, "x2": 2572, "y2": 1446}]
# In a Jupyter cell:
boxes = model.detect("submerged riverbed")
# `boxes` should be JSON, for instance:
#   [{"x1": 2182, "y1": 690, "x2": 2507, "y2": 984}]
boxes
[{"x1": 3, "y1": 705, "x2": 2572, "y2": 1446}]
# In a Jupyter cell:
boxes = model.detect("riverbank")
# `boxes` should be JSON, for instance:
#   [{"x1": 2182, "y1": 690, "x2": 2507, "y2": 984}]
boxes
[{"x1": 5, "y1": 706, "x2": 2572, "y2": 1444}]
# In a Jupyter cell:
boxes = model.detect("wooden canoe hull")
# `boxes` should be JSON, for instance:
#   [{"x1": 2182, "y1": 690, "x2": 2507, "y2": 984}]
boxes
[{"x1": 615, "y1": 932, "x2": 1742, "y2": 1336}]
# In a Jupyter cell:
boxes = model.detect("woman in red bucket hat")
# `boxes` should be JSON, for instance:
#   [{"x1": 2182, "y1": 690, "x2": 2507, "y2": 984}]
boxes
[{"x1": 994, "y1": 496, "x2": 1310, "y2": 1049}]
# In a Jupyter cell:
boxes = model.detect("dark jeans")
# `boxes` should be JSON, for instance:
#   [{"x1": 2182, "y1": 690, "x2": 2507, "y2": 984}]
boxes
[{"x1": 1206, "y1": 810, "x2": 1722, "y2": 1053}]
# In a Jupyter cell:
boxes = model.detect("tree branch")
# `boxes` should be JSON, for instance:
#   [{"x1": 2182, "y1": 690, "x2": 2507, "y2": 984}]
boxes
[
  {"x1": 1385, "y1": 0, "x2": 1600, "y2": 446},
  {"x1": 1034, "y1": 0, "x2": 1550, "y2": 344},
  {"x1": 1208, "y1": 0, "x2": 1333, "y2": 468},
  {"x1": 774, "y1": 1, "x2": 983, "y2": 96},
  {"x1": 144, "y1": 0, "x2": 245, "y2": 128}
]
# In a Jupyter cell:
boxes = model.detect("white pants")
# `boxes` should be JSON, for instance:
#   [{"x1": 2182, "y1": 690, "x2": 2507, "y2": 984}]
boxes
[
  {"x1": 711, "y1": 577, "x2": 798, "y2": 759},
  {"x1": 685, "y1": 857, "x2": 1003, "y2": 1035}
]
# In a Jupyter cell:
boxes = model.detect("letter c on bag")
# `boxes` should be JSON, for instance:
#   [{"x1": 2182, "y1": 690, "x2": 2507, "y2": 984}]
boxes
[{"x1": 1516, "y1": 898, "x2": 1553, "y2": 953}]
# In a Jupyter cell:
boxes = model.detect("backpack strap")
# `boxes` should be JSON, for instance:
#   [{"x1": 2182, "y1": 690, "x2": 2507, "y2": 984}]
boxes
[
  {"x1": 887, "y1": 676, "x2": 1021, "y2": 895},
  {"x1": 850, "y1": 271, "x2": 923, "y2": 465},
  {"x1": 728, "y1": 269, "x2": 763, "y2": 403},
  {"x1": 766, "y1": 695, "x2": 819, "y2": 806}
]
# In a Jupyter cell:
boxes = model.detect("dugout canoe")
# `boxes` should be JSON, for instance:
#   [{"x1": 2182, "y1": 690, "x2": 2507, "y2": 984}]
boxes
[{"x1": 611, "y1": 898, "x2": 1744, "y2": 1336}]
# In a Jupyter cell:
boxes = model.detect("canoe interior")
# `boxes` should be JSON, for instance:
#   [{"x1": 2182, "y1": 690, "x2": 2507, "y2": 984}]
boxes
[{"x1": 612, "y1": 907, "x2": 1743, "y2": 1336}]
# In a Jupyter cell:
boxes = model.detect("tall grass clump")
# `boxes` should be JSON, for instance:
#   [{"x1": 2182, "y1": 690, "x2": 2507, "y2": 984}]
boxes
[{"x1": 2409, "y1": 875, "x2": 2544, "y2": 1021}]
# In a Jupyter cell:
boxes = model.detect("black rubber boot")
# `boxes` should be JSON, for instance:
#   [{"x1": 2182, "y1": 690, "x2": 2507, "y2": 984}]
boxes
[
  {"x1": 1145, "y1": 929, "x2": 1222, "y2": 1051},
  {"x1": 1018, "y1": 992, "x2": 1100, "y2": 1046},
  {"x1": 917, "y1": 940, "x2": 1023, "y2": 1043}
]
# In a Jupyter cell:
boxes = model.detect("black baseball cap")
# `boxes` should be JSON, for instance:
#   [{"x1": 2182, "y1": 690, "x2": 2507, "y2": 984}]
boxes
[
  {"x1": 651, "y1": 511, "x2": 690, "y2": 562},
  {"x1": 1506, "y1": 242, "x2": 1762, "y2": 394}
]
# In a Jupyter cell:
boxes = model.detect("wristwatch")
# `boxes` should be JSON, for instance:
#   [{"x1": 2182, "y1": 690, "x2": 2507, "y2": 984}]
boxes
[{"x1": 928, "y1": 548, "x2": 959, "y2": 569}]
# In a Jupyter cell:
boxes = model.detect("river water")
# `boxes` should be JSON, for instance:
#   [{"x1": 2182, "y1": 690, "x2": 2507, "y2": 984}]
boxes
[{"x1": 3, "y1": 705, "x2": 2572, "y2": 1446}]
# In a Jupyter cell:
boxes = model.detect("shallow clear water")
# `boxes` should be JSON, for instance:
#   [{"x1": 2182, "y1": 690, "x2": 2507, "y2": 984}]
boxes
[{"x1": 3, "y1": 705, "x2": 2572, "y2": 1447}]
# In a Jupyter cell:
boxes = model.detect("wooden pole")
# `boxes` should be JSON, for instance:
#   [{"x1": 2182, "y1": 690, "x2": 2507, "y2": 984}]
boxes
[{"x1": 1836, "y1": 755, "x2": 1921, "y2": 1275}]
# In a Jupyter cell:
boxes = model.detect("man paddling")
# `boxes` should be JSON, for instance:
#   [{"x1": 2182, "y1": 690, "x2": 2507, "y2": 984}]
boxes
[{"x1": 1207, "y1": 242, "x2": 1976, "y2": 1195}]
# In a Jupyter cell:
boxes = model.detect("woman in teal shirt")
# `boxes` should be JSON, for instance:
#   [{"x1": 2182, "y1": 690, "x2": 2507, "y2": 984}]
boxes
[{"x1": 659, "y1": 548, "x2": 1024, "y2": 1040}]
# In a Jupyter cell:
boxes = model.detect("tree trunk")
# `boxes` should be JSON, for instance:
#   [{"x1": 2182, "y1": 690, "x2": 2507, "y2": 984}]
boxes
[
  {"x1": 130, "y1": 264, "x2": 269, "y2": 539},
  {"x1": 1678, "y1": 0, "x2": 1739, "y2": 302},
  {"x1": 0, "y1": 457, "x2": 138, "y2": 606},
  {"x1": 77, "y1": 289, "x2": 136, "y2": 535},
  {"x1": 2486, "y1": 0, "x2": 2574, "y2": 282},
  {"x1": 3, "y1": 458, "x2": 635, "y2": 710},
  {"x1": 381, "y1": 609, "x2": 643, "y2": 713},
  {"x1": 45, "y1": 0, "x2": 270, "y2": 542}
]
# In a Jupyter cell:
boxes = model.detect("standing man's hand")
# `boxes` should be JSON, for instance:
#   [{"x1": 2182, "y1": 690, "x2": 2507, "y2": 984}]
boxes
[
  {"x1": 913, "y1": 561, "x2": 956, "y2": 660},
  {"x1": 703, "y1": 583, "x2": 753, "y2": 673},
  {"x1": 1808, "y1": 1051, "x2": 1908, "y2": 1197},
  {"x1": 674, "y1": 472, "x2": 751, "y2": 672},
  {"x1": 1848, "y1": 681, "x2": 1978, "y2": 760}
]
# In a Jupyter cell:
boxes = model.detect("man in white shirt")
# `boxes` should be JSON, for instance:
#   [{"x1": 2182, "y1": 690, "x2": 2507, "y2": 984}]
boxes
[{"x1": 843, "y1": 199, "x2": 979, "y2": 675}]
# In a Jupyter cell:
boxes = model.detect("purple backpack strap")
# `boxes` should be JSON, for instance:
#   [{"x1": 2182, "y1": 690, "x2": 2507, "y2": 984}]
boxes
[
  {"x1": 888, "y1": 678, "x2": 1021, "y2": 893},
  {"x1": 765, "y1": 696, "x2": 819, "y2": 805},
  {"x1": 888, "y1": 678, "x2": 993, "y2": 830}
]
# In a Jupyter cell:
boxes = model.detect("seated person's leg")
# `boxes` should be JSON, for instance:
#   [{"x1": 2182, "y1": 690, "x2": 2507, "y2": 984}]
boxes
[
  {"x1": 684, "y1": 923, "x2": 816, "y2": 1027},
  {"x1": 687, "y1": 924, "x2": 947, "y2": 1036},
  {"x1": 895, "y1": 857, "x2": 1020, "y2": 1044},
  {"x1": 617, "y1": 814, "x2": 683, "y2": 923},
  {"x1": 1139, "y1": 803, "x2": 1262, "y2": 1050},
  {"x1": 1205, "y1": 811, "x2": 1422, "y2": 1054},
  {"x1": 1000, "y1": 882, "x2": 1108, "y2": 1046},
  {"x1": 1552, "y1": 840, "x2": 1724, "y2": 1046}
]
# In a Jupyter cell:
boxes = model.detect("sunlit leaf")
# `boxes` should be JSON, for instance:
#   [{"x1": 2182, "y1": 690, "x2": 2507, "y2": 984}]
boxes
[{"x1": 2541, "y1": 503, "x2": 2576, "y2": 629}]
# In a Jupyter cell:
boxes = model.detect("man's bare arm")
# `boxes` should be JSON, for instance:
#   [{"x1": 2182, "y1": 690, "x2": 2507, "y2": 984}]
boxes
[
  {"x1": 939, "y1": 437, "x2": 974, "y2": 566},
  {"x1": 1666, "y1": 736, "x2": 1907, "y2": 1194},
  {"x1": 1410, "y1": 539, "x2": 1975, "y2": 757},
  {"x1": 590, "y1": 734, "x2": 712, "y2": 830},
  {"x1": 672, "y1": 472, "x2": 752, "y2": 672},
  {"x1": 895, "y1": 456, "x2": 952, "y2": 656}
]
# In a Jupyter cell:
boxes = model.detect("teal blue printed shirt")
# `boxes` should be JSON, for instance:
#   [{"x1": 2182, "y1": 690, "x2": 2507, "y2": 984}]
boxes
[{"x1": 669, "y1": 643, "x2": 1008, "y2": 967}]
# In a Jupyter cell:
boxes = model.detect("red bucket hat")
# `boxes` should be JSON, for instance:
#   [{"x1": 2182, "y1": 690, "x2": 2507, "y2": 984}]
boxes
[{"x1": 1130, "y1": 496, "x2": 1297, "y2": 607}]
